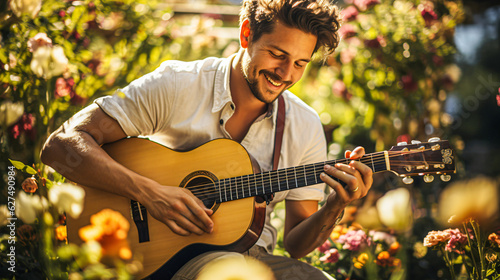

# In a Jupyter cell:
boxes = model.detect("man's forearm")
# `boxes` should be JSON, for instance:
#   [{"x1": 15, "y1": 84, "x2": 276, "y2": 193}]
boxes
[{"x1": 284, "y1": 202, "x2": 345, "y2": 259}]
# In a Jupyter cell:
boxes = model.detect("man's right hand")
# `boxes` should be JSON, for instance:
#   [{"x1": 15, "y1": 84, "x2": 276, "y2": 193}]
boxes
[{"x1": 141, "y1": 184, "x2": 214, "y2": 236}]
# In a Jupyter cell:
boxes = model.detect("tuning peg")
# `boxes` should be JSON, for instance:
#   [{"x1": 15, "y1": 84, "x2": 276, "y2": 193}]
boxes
[
  {"x1": 402, "y1": 176, "x2": 414, "y2": 184},
  {"x1": 428, "y1": 137, "x2": 440, "y2": 142},
  {"x1": 397, "y1": 142, "x2": 408, "y2": 146},
  {"x1": 411, "y1": 140, "x2": 421, "y2": 144},
  {"x1": 423, "y1": 174, "x2": 434, "y2": 183},
  {"x1": 440, "y1": 174, "x2": 451, "y2": 182}
]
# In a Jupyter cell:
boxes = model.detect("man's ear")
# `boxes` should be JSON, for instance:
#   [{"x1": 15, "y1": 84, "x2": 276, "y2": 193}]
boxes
[{"x1": 240, "y1": 19, "x2": 251, "y2": 49}]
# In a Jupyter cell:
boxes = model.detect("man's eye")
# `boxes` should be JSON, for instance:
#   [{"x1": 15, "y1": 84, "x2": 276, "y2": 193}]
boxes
[
  {"x1": 295, "y1": 62, "x2": 304, "y2": 68},
  {"x1": 270, "y1": 51, "x2": 283, "y2": 59}
]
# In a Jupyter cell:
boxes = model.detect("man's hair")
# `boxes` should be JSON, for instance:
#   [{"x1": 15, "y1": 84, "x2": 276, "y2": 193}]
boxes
[{"x1": 239, "y1": 0, "x2": 341, "y2": 56}]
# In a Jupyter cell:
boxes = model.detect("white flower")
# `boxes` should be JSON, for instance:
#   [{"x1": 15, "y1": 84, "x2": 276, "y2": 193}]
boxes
[
  {"x1": 0, "y1": 101, "x2": 24, "y2": 127},
  {"x1": 48, "y1": 183, "x2": 85, "y2": 219},
  {"x1": 376, "y1": 188, "x2": 413, "y2": 232},
  {"x1": 30, "y1": 45, "x2": 69, "y2": 79},
  {"x1": 9, "y1": 0, "x2": 42, "y2": 19},
  {"x1": 28, "y1": 33, "x2": 53, "y2": 52},
  {"x1": 15, "y1": 192, "x2": 48, "y2": 224}
]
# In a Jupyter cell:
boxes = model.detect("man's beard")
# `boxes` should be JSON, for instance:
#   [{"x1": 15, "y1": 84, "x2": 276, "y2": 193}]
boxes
[{"x1": 243, "y1": 68, "x2": 291, "y2": 104}]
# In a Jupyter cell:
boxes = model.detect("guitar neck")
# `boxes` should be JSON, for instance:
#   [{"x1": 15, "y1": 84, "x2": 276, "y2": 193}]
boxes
[{"x1": 216, "y1": 151, "x2": 388, "y2": 203}]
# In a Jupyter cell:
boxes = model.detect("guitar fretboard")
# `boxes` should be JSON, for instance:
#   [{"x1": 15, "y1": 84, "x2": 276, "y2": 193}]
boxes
[{"x1": 212, "y1": 152, "x2": 387, "y2": 203}]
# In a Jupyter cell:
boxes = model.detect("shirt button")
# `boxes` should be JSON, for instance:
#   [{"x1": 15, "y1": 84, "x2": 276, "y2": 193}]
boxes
[{"x1": 219, "y1": 119, "x2": 224, "y2": 125}]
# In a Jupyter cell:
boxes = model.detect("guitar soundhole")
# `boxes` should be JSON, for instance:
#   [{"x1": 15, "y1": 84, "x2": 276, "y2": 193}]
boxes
[{"x1": 185, "y1": 176, "x2": 219, "y2": 211}]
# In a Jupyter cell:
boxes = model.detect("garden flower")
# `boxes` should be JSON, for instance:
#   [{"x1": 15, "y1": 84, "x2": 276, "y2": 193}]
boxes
[
  {"x1": 55, "y1": 77, "x2": 74, "y2": 98},
  {"x1": 341, "y1": 6, "x2": 358, "y2": 22},
  {"x1": 27, "y1": 33, "x2": 53, "y2": 52},
  {"x1": 10, "y1": 113, "x2": 36, "y2": 141},
  {"x1": 376, "y1": 188, "x2": 413, "y2": 232},
  {"x1": 354, "y1": 0, "x2": 380, "y2": 11},
  {"x1": 197, "y1": 256, "x2": 275, "y2": 280},
  {"x1": 438, "y1": 177, "x2": 498, "y2": 227},
  {"x1": 48, "y1": 183, "x2": 85, "y2": 219},
  {"x1": 319, "y1": 248, "x2": 339, "y2": 263},
  {"x1": 21, "y1": 176, "x2": 38, "y2": 193},
  {"x1": 369, "y1": 230, "x2": 396, "y2": 245},
  {"x1": 0, "y1": 101, "x2": 24, "y2": 127},
  {"x1": 420, "y1": 7, "x2": 438, "y2": 26},
  {"x1": 56, "y1": 225, "x2": 67, "y2": 241},
  {"x1": 15, "y1": 192, "x2": 47, "y2": 224},
  {"x1": 444, "y1": 228, "x2": 467, "y2": 253},
  {"x1": 338, "y1": 24, "x2": 357, "y2": 39},
  {"x1": 318, "y1": 240, "x2": 332, "y2": 253},
  {"x1": 338, "y1": 230, "x2": 371, "y2": 251},
  {"x1": 401, "y1": 74, "x2": 418, "y2": 92},
  {"x1": 9, "y1": 0, "x2": 42, "y2": 19},
  {"x1": 79, "y1": 209, "x2": 132, "y2": 260},
  {"x1": 423, "y1": 230, "x2": 450, "y2": 247},
  {"x1": 488, "y1": 233, "x2": 500, "y2": 247},
  {"x1": 30, "y1": 45, "x2": 69, "y2": 79}
]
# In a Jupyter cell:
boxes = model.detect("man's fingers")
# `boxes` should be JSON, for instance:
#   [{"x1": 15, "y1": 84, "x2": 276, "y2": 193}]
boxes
[
  {"x1": 349, "y1": 146, "x2": 365, "y2": 159},
  {"x1": 184, "y1": 194, "x2": 214, "y2": 233}
]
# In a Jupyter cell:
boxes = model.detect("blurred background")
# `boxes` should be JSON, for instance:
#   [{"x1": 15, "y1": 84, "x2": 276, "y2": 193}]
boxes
[{"x1": 1, "y1": 0, "x2": 499, "y2": 279}]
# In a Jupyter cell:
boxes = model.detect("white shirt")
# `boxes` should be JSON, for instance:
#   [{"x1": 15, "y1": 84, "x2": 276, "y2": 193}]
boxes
[{"x1": 95, "y1": 54, "x2": 327, "y2": 252}]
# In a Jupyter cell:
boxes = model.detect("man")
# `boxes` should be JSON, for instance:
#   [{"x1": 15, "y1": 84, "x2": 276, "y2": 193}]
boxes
[{"x1": 41, "y1": 0, "x2": 373, "y2": 279}]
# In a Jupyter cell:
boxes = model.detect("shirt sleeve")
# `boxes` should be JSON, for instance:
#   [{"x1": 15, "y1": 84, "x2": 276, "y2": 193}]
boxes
[{"x1": 94, "y1": 62, "x2": 176, "y2": 137}]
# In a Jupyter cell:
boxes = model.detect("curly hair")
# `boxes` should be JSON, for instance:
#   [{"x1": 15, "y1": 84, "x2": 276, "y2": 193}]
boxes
[{"x1": 239, "y1": 0, "x2": 341, "y2": 56}]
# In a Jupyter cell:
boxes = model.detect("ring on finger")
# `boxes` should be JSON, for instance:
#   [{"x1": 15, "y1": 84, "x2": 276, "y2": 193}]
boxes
[{"x1": 351, "y1": 185, "x2": 359, "y2": 192}]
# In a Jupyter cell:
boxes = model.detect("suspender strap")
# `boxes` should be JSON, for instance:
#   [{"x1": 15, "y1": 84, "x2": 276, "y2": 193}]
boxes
[{"x1": 272, "y1": 95, "x2": 286, "y2": 171}]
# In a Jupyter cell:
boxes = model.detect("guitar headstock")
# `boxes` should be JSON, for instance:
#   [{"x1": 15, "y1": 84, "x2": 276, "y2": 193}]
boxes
[{"x1": 387, "y1": 137, "x2": 456, "y2": 184}]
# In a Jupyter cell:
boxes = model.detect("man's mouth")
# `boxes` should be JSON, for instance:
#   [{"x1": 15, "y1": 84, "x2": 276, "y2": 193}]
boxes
[{"x1": 264, "y1": 73, "x2": 282, "y2": 87}]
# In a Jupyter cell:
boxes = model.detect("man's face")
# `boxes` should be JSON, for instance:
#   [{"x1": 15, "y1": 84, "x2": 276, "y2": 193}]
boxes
[{"x1": 241, "y1": 22, "x2": 317, "y2": 104}]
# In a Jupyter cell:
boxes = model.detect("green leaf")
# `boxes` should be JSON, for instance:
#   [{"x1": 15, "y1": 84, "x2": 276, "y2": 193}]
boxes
[{"x1": 9, "y1": 159, "x2": 26, "y2": 170}]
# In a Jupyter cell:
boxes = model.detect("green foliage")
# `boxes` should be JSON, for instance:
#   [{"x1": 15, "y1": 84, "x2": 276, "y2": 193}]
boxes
[{"x1": 293, "y1": 0, "x2": 465, "y2": 153}]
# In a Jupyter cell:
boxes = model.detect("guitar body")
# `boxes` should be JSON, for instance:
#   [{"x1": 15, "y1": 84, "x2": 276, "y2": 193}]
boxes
[{"x1": 66, "y1": 138, "x2": 267, "y2": 279}]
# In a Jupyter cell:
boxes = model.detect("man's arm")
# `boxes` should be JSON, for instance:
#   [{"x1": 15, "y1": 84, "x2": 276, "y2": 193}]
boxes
[
  {"x1": 40, "y1": 104, "x2": 213, "y2": 236},
  {"x1": 283, "y1": 147, "x2": 373, "y2": 259}
]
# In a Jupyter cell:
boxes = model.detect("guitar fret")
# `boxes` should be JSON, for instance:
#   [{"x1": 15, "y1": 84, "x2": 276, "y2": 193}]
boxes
[
  {"x1": 254, "y1": 174, "x2": 258, "y2": 196},
  {"x1": 370, "y1": 154, "x2": 375, "y2": 172},
  {"x1": 277, "y1": 170, "x2": 281, "y2": 191},
  {"x1": 313, "y1": 164, "x2": 317, "y2": 184},
  {"x1": 218, "y1": 180, "x2": 222, "y2": 203},
  {"x1": 261, "y1": 172, "x2": 265, "y2": 195},
  {"x1": 304, "y1": 165, "x2": 308, "y2": 186}
]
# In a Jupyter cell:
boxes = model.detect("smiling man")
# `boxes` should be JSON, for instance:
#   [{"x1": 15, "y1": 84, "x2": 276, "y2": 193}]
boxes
[{"x1": 41, "y1": 1, "x2": 373, "y2": 279}]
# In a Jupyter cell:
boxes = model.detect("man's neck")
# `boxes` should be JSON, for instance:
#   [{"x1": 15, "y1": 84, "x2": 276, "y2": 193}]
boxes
[{"x1": 230, "y1": 49, "x2": 268, "y2": 117}]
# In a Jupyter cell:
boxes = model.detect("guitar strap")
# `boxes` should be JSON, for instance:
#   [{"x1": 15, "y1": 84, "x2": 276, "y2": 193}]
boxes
[
  {"x1": 273, "y1": 95, "x2": 286, "y2": 171},
  {"x1": 263, "y1": 95, "x2": 285, "y2": 205}
]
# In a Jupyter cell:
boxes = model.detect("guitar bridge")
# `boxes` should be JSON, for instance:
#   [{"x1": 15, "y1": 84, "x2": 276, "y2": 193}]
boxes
[{"x1": 130, "y1": 200, "x2": 150, "y2": 243}]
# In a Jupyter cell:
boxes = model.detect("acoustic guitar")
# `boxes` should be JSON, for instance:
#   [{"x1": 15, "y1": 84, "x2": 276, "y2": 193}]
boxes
[{"x1": 66, "y1": 137, "x2": 455, "y2": 279}]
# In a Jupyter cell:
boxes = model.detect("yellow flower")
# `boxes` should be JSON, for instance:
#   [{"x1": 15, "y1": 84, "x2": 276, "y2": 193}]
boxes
[
  {"x1": 79, "y1": 209, "x2": 132, "y2": 260},
  {"x1": 0, "y1": 101, "x2": 24, "y2": 127},
  {"x1": 196, "y1": 256, "x2": 275, "y2": 280},
  {"x1": 438, "y1": 177, "x2": 498, "y2": 227},
  {"x1": 376, "y1": 188, "x2": 413, "y2": 232}
]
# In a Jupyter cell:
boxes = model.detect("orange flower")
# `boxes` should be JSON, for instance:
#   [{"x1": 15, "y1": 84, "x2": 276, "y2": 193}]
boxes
[
  {"x1": 79, "y1": 209, "x2": 132, "y2": 260},
  {"x1": 489, "y1": 233, "x2": 500, "y2": 247},
  {"x1": 377, "y1": 251, "x2": 390, "y2": 260},
  {"x1": 56, "y1": 225, "x2": 67, "y2": 241},
  {"x1": 21, "y1": 176, "x2": 38, "y2": 193},
  {"x1": 388, "y1": 241, "x2": 401, "y2": 255},
  {"x1": 357, "y1": 253, "x2": 369, "y2": 264}
]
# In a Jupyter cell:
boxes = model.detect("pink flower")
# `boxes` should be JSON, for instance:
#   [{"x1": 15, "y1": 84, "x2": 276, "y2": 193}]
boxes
[
  {"x1": 421, "y1": 8, "x2": 438, "y2": 26},
  {"x1": 338, "y1": 230, "x2": 371, "y2": 251},
  {"x1": 55, "y1": 77, "x2": 74, "y2": 98},
  {"x1": 342, "y1": 6, "x2": 359, "y2": 22},
  {"x1": 401, "y1": 74, "x2": 418, "y2": 92},
  {"x1": 497, "y1": 88, "x2": 500, "y2": 107},
  {"x1": 332, "y1": 80, "x2": 352, "y2": 100},
  {"x1": 354, "y1": 0, "x2": 380, "y2": 11},
  {"x1": 364, "y1": 36, "x2": 386, "y2": 49},
  {"x1": 444, "y1": 229, "x2": 467, "y2": 253},
  {"x1": 339, "y1": 24, "x2": 357, "y2": 39},
  {"x1": 27, "y1": 33, "x2": 52, "y2": 52},
  {"x1": 10, "y1": 113, "x2": 36, "y2": 141},
  {"x1": 318, "y1": 240, "x2": 332, "y2": 253},
  {"x1": 319, "y1": 248, "x2": 339, "y2": 263}
]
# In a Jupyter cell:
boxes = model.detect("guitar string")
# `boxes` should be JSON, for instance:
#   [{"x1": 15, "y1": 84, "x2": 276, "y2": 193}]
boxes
[
  {"x1": 187, "y1": 150, "x2": 449, "y2": 198},
  {"x1": 185, "y1": 149, "x2": 451, "y2": 199},
  {"x1": 188, "y1": 156, "x2": 448, "y2": 198}
]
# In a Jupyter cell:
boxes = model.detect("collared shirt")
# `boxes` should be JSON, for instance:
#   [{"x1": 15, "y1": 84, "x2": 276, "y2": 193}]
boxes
[{"x1": 95, "y1": 54, "x2": 327, "y2": 252}]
